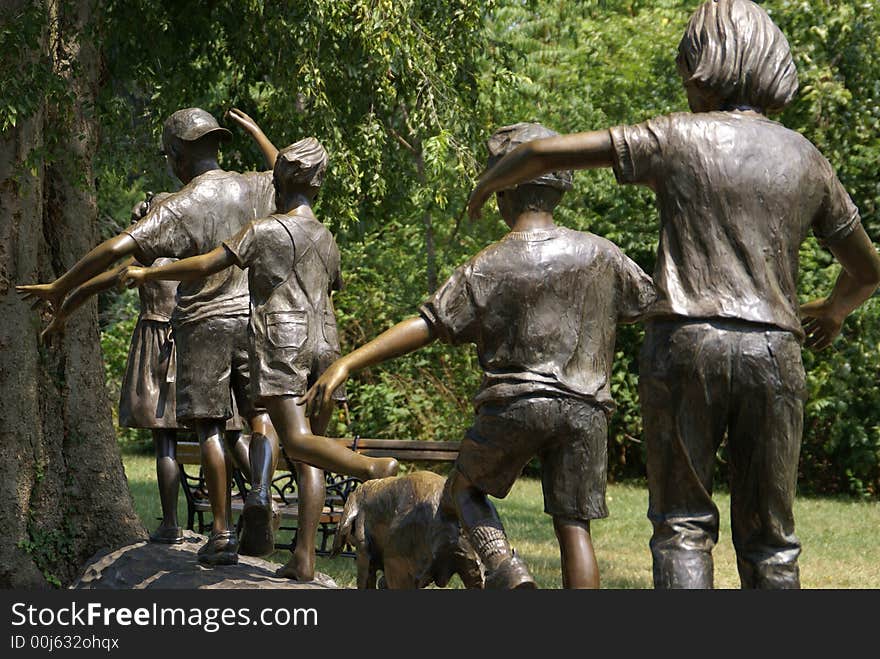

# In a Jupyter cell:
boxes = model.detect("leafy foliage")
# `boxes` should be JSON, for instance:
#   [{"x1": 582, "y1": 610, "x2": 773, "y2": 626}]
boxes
[{"x1": 87, "y1": 0, "x2": 880, "y2": 495}]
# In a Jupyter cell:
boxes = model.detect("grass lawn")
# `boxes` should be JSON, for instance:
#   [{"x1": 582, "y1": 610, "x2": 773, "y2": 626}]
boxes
[{"x1": 122, "y1": 452, "x2": 880, "y2": 589}]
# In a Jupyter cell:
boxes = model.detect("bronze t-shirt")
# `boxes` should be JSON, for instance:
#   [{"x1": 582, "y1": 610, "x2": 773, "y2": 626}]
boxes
[
  {"x1": 419, "y1": 227, "x2": 656, "y2": 412},
  {"x1": 609, "y1": 111, "x2": 861, "y2": 338},
  {"x1": 124, "y1": 169, "x2": 275, "y2": 326},
  {"x1": 223, "y1": 211, "x2": 343, "y2": 398}
]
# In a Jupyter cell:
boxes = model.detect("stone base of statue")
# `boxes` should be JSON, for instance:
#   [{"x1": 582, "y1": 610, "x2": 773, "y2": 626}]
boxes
[{"x1": 71, "y1": 530, "x2": 338, "y2": 589}]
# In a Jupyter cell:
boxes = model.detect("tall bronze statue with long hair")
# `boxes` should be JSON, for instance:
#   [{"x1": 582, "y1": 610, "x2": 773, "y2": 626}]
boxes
[{"x1": 466, "y1": 0, "x2": 880, "y2": 589}]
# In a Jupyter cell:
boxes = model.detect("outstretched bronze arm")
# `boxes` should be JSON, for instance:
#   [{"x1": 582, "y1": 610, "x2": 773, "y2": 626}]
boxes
[
  {"x1": 121, "y1": 245, "x2": 235, "y2": 287},
  {"x1": 467, "y1": 129, "x2": 614, "y2": 219},
  {"x1": 300, "y1": 316, "x2": 435, "y2": 417},
  {"x1": 227, "y1": 108, "x2": 279, "y2": 169},
  {"x1": 38, "y1": 257, "x2": 136, "y2": 343},
  {"x1": 16, "y1": 233, "x2": 139, "y2": 314},
  {"x1": 800, "y1": 225, "x2": 880, "y2": 350}
]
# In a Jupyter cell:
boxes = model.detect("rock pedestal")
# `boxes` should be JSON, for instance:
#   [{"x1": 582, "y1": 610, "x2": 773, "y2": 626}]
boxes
[{"x1": 71, "y1": 531, "x2": 338, "y2": 589}]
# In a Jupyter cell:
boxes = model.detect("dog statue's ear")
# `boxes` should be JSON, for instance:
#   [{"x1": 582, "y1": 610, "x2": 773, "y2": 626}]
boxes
[{"x1": 330, "y1": 488, "x2": 361, "y2": 558}]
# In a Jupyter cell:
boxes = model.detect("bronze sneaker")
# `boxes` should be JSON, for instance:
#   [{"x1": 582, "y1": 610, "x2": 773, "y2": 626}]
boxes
[
  {"x1": 485, "y1": 552, "x2": 537, "y2": 589},
  {"x1": 239, "y1": 489, "x2": 275, "y2": 557},
  {"x1": 149, "y1": 525, "x2": 184, "y2": 545},
  {"x1": 197, "y1": 530, "x2": 239, "y2": 566}
]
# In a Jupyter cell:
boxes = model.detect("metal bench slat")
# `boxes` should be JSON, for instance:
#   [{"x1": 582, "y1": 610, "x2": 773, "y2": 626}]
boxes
[{"x1": 176, "y1": 442, "x2": 201, "y2": 465}]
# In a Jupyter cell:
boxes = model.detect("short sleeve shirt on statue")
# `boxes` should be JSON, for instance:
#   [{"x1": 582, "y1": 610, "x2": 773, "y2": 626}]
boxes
[
  {"x1": 609, "y1": 111, "x2": 861, "y2": 338},
  {"x1": 419, "y1": 227, "x2": 656, "y2": 412},
  {"x1": 124, "y1": 169, "x2": 275, "y2": 325},
  {"x1": 123, "y1": 169, "x2": 274, "y2": 424},
  {"x1": 223, "y1": 211, "x2": 345, "y2": 401}
]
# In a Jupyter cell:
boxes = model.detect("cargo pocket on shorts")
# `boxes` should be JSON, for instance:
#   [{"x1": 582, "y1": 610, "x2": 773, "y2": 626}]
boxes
[{"x1": 266, "y1": 310, "x2": 309, "y2": 349}]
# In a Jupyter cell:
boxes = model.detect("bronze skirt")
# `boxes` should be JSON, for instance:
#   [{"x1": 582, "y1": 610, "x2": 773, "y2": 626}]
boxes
[{"x1": 118, "y1": 318, "x2": 178, "y2": 429}]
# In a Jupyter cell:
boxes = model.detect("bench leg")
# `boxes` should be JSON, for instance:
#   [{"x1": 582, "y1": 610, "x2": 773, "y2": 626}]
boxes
[{"x1": 177, "y1": 463, "x2": 197, "y2": 532}]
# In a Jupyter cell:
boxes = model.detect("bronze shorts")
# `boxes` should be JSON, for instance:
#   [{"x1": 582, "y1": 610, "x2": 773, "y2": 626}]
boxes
[
  {"x1": 173, "y1": 316, "x2": 264, "y2": 424},
  {"x1": 456, "y1": 395, "x2": 608, "y2": 522}
]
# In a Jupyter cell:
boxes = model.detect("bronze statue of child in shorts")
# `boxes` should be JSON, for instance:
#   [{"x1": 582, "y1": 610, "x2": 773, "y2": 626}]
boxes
[
  {"x1": 33, "y1": 193, "x2": 254, "y2": 547},
  {"x1": 19, "y1": 108, "x2": 285, "y2": 566},
  {"x1": 302, "y1": 122, "x2": 656, "y2": 588}
]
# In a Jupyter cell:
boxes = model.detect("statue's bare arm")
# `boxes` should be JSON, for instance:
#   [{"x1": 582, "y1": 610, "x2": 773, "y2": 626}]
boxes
[
  {"x1": 227, "y1": 108, "x2": 279, "y2": 169},
  {"x1": 300, "y1": 316, "x2": 435, "y2": 416},
  {"x1": 121, "y1": 245, "x2": 235, "y2": 287},
  {"x1": 801, "y1": 225, "x2": 880, "y2": 349},
  {"x1": 16, "y1": 233, "x2": 138, "y2": 313},
  {"x1": 467, "y1": 129, "x2": 614, "y2": 219},
  {"x1": 37, "y1": 257, "x2": 136, "y2": 343}
]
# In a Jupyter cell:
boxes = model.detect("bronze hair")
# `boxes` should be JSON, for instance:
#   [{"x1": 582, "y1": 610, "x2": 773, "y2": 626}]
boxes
[{"x1": 677, "y1": 0, "x2": 798, "y2": 113}]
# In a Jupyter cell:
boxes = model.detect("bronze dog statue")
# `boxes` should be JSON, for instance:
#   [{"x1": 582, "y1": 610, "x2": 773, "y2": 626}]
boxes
[{"x1": 331, "y1": 471, "x2": 484, "y2": 589}]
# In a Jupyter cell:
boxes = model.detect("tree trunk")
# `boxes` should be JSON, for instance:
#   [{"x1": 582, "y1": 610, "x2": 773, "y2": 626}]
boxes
[{"x1": 0, "y1": 0, "x2": 144, "y2": 589}]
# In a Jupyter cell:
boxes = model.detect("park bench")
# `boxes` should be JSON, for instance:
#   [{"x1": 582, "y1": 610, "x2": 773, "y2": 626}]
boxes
[{"x1": 175, "y1": 436, "x2": 460, "y2": 556}]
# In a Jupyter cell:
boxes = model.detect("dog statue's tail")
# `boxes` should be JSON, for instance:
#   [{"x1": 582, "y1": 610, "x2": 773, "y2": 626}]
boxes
[{"x1": 330, "y1": 488, "x2": 361, "y2": 558}]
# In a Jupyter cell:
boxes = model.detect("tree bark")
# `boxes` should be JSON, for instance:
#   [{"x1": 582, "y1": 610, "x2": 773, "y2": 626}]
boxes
[{"x1": 0, "y1": 0, "x2": 145, "y2": 589}]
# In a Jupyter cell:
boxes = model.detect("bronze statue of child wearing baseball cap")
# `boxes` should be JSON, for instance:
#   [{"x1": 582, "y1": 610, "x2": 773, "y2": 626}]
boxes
[
  {"x1": 121, "y1": 137, "x2": 399, "y2": 581},
  {"x1": 19, "y1": 107, "x2": 285, "y2": 565},
  {"x1": 301, "y1": 122, "x2": 656, "y2": 589},
  {"x1": 37, "y1": 192, "x2": 254, "y2": 547}
]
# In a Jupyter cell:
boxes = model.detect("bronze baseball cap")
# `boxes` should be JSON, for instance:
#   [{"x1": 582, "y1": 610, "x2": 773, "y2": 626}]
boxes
[
  {"x1": 487, "y1": 122, "x2": 573, "y2": 191},
  {"x1": 162, "y1": 108, "x2": 232, "y2": 146}
]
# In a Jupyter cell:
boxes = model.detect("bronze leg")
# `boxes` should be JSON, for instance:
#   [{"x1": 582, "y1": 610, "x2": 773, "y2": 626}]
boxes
[
  {"x1": 552, "y1": 517, "x2": 598, "y2": 589},
  {"x1": 152, "y1": 429, "x2": 180, "y2": 529}
]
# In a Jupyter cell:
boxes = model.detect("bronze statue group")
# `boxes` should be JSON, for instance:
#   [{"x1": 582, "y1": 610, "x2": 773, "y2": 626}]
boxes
[{"x1": 18, "y1": 0, "x2": 880, "y2": 589}]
